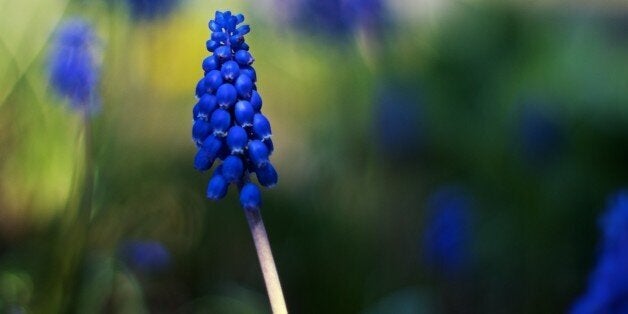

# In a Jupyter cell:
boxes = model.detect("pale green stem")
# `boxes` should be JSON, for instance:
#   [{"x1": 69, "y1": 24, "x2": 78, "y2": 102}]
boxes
[
  {"x1": 244, "y1": 209, "x2": 288, "y2": 314},
  {"x1": 80, "y1": 108, "x2": 94, "y2": 219}
]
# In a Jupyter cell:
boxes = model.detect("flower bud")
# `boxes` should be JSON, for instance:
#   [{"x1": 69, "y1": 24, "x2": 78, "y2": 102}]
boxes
[
  {"x1": 198, "y1": 94, "x2": 217, "y2": 118},
  {"x1": 234, "y1": 100, "x2": 254, "y2": 127},
  {"x1": 227, "y1": 126, "x2": 248, "y2": 154},
  {"x1": 249, "y1": 90, "x2": 262, "y2": 111},
  {"x1": 240, "y1": 66, "x2": 256, "y2": 82},
  {"x1": 207, "y1": 170, "x2": 228, "y2": 200},
  {"x1": 235, "y1": 74, "x2": 253, "y2": 99},
  {"x1": 214, "y1": 45, "x2": 231, "y2": 60},
  {"x1": 210, "y1": 109, "x2": 231, "y2": 137},
  {"x1": 222, "y1": 155, "x2": 244, "y2": 182},
  {"x1": 235, "y1": 50, "x2": 254, "y2": 66},
  {"x1": 248, "y1": 140, "x2": 269, "y2": 168},
  {"x1": 255, "y1": 163, "x2": 278, "y2": 187},
  {"x1": 221, "y1": 60, "x2": 240, "y2": 82},
  {"x1": 216, "y1": 83, "x2": 237, "y2": 109},
  {"x1": 253, "y1": 113, "x2": 272, "y2": 140},
  {"x1": 192, "y1": 120, "x2": 211, "y2": 143},
  {"x1": 239, "y1": 183, "x2": 261, "y2": 211},
  {"x1": 204, "y1": 70, "x2": 223, "y2": 93}
]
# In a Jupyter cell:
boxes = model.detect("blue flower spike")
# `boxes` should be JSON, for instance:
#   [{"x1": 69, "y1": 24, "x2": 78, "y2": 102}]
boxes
[
  {"x1": 192, "y1": 11, "x2": 278, "y2": 210},
  {"x1": 192, "y1": 13, "x2": 287, "y2": 312}
]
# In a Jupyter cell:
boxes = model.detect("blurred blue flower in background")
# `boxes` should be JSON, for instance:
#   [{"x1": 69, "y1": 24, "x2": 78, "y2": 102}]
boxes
[
  {"x1": 123, "y1": 0, "x2": 180, "y2": 21},
  {"x1": 515, "y1": 98, "x2": 564, "y2": 165},
  {"x1": 422, "y1": 186, "x2": 472, "y2": 276},
  {"x1": 49, "y1": 18, "x2": 100, "y2": 114},
  {"x1": 120, "y1": 240, "x2": 171, "y2": 274},
  {"x1": 571, "y1": 191, "x2": 628, "y2": 314},
  {"x1": 288, "y1": 0, "x2": 385, "y2": 37},
  {"x1": 373, "y1": 84, "x2": 424, "y2": 160}
]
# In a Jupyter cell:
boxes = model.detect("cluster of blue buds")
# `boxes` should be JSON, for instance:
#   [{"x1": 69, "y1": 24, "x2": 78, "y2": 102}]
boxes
[{"x1": 192, "y1": 11, "x2": 277, "y2": 211}]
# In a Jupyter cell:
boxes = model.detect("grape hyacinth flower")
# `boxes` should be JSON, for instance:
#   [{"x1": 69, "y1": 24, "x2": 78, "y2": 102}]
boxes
[
  {"x1": 192, "y1": 10, "x2": 277, "y2": 216},
  {"x1": 423, "y1": 186, "x2": 472, "y2": 276},
  {"x1": 571, "y1": 191, "x2": 628, "y2": 314},
  {"x1": 49, "y1": 18, "x2": 100, "y2": 114},
  {"x1": 191, "y1": 11, "x2": 286, "y2": 313}
]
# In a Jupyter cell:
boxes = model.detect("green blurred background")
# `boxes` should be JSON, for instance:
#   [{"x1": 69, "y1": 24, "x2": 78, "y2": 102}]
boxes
[{"x1": 1, "y1": 0, "x2": 628, "y2": 313}]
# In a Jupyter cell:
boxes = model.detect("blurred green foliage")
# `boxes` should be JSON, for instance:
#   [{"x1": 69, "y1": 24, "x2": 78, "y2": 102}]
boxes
[{"x1": 1, "y1": 0, "x2": 628, "y2": 313}]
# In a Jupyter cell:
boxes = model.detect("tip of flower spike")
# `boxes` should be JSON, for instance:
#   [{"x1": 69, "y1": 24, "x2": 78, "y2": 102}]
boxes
[{"x1": 210, "y1": 11, "x2": 247, "y2": 34}]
